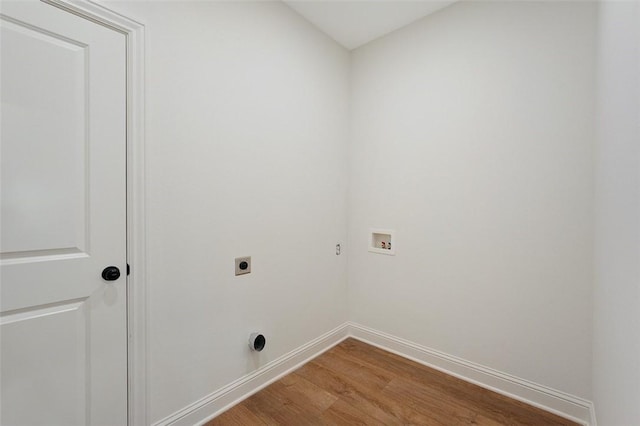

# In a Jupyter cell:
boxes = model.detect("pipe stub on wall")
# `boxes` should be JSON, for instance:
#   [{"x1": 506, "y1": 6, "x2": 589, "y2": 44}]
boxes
[{"x1": 249, "y1": 333, "x2": 266, "y2": 352}]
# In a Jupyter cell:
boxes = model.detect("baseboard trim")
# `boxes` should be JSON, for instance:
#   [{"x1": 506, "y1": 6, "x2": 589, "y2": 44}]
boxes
[
  {"x1": 347, "y1": 322, "x2": 594, "y2": 426},
  {"x1": 151, "y1": 323, "x2": 349, "y2": 426},
  {"x1": 589, "y1": 404, "x2": 598, "y2": 426},
  {"x1": 155, "y1": 321, "x2": 596, "y2": 426}
]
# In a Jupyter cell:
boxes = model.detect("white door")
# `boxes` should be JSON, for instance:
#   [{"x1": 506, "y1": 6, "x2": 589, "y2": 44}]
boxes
[{"x1": 0, "y1": 0, "x2": 127, "y2": 424}]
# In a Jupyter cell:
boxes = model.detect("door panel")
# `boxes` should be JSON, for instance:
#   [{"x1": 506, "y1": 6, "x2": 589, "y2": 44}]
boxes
[
  {"x1": 0, "y1": 1, "x2": 127, "y2": 424},
  {"x1": 1, "y1": 16, "x2": 88, "y2": 256},
  {"x1": 1, "y1": 299, "x2": 89, "y2": 426}
]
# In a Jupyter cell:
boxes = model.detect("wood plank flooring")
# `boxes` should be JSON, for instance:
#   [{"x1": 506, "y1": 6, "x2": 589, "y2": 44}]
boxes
[{"x1": 207, "y1": 338, "x2": 578, "y2": 425}]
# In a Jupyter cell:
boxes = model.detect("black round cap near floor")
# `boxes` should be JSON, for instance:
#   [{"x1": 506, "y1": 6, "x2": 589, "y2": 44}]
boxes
[{"x1": 253, "y1": 334, "x2": 266, "y2": 351}]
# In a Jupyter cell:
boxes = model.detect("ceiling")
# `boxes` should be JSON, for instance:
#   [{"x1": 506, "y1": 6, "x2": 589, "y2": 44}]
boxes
[{"x1": 283, "y1": 1, "x2": 457, "y2": 50}]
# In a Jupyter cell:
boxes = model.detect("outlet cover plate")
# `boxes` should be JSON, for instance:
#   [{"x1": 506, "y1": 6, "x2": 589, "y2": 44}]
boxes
[{"x1": 235, "y1": 256, "x2": 251, "y2": 276}]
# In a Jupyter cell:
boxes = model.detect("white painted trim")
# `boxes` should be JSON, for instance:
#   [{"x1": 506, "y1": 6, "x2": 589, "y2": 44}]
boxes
[
  {"x1": 347, "y1": 322, "x2": 595, "y2": 426},
  {"x1": 154, "y1": 321, "x2": 595, "y2": 426},
  {"x1": 41, "y1": 1, "x2": 148, "y2": 425},
  {"x1": 153, "y1": 324, "x2": 350, "y2": 426},
  {"x1": 590, "y1": 404, "x2": 598, "y2": 426}
]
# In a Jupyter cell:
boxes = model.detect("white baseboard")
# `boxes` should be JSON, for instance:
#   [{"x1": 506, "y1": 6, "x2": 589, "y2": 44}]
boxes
[
  {"x1": 347, "y1": 322, "x2": 595, "y2": 426},
  {"x1": 152, "y1": 323, "x2": 349, "y2": 426},
  {"x1": 155, "y1": 321, "x2": 596, "y2": 426},
  {"x1": 590, "y1": 404, "x2": 598, "y2": 426}
]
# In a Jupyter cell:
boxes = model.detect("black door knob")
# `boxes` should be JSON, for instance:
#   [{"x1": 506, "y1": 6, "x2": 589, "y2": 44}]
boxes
[{"x1": 102, "y1": 266, "x2": 121, "y2": 281}]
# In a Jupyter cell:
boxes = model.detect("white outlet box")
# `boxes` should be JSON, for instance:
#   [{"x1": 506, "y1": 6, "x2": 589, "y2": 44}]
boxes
[{"x1": 368, "y1": 229, "x2": 395, "y2": 255}]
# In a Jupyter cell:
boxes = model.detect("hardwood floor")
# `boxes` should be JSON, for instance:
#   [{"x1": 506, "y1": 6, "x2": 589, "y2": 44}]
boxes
[{"x1": 207, "y1": 338, "x2": 578, "y2": 425}]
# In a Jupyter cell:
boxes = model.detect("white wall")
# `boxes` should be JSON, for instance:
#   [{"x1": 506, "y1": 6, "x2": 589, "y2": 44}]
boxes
[
  {"x1": 86, "y1": 1, "x2": 640, "y2": 423},
  {"x1": 593, "y1": 1, "x2": 640, "y2": 424},
  {"x1": 103, "y1": 1, "x2": 349, "y2": 423},
  {"x1": 348, "y1": 1, "x2": 596, "y2": 398}
]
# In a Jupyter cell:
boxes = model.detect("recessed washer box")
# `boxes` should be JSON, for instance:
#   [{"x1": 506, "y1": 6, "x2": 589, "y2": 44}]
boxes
[{"x1": 369, "y1": 229, "x2": 395, "y2": 255}]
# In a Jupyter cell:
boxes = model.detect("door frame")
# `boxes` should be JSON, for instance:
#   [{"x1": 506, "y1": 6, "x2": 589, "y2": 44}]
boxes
[{"x1": 41, "y1": 1, "x2": 147, "y2": 424}]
